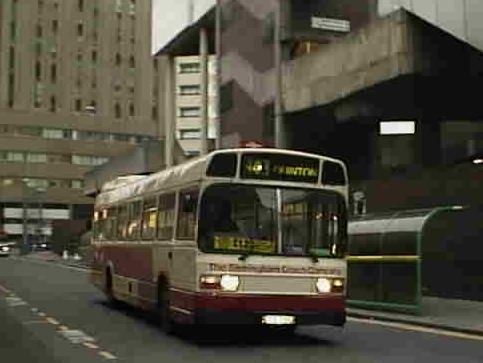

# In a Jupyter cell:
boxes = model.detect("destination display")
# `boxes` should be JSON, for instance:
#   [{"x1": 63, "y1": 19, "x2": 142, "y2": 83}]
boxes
[
  {"x1": 241, "y1": 153, "x2": 320, "y2": 183},
  {"x1": 213, "y1": 236, "x2": 276, "y2": 254}
]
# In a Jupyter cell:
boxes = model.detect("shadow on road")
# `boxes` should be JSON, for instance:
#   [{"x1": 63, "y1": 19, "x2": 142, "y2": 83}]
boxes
[{"x1": 93, "y1": 298, "x2": 342, "y2": 348}]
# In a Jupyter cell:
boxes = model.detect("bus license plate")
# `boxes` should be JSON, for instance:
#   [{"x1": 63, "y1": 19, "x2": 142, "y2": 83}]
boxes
[{"x1": 262, "y1": 315, "x2": 296, "y2": 325}]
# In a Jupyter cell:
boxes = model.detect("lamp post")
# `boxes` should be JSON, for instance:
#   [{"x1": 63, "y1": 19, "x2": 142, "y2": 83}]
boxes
[{"x1": 20, "y1": 179, "x2": 46, "y2": 255}]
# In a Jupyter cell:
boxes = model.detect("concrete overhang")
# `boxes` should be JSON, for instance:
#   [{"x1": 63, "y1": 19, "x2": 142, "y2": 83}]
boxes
[
  {"x1": 154, "y1": 6, "x2": 216, "y2": 57},
  {"x1": 283, "y1": 9, "x2": 483, "y2": 114}
]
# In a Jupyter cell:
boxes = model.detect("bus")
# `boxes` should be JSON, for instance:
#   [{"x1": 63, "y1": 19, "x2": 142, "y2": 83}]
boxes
[{"x1": 90, "y1": 148, "x2": 348, "y2": 333}]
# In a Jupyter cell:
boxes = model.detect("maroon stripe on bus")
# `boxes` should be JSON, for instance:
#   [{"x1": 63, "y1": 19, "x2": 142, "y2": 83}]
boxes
[{"x1": 100, "y1": 245, "x2": 153, "y2": 282}]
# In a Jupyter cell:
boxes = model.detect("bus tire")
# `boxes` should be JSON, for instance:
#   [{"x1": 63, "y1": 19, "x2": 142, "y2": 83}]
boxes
[
  {"x1": 104, "y1": 267, "x2": 118, "y2": 306},
  {"x1": 157, "y1": 280, "x2": 175, "y2": 334}
]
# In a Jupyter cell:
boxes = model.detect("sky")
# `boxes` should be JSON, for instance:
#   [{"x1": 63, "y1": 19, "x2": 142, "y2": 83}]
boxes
[{"x1": 151, "y1": 0, "x2": 216, "y2": 54}]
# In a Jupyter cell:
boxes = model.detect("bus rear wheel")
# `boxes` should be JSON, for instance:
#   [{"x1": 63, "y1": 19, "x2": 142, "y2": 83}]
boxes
[
  {"x1": 104, "y1": 268, "x2": 118, "y2": 306},
  {"x1": 157, "y1": 281, "x2": 175, "y2": 334}
]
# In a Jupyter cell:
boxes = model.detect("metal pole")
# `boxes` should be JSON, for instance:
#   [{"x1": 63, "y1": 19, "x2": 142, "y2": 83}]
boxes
[
  {"x1": 164, "y1": 56, "x2": 175, "y2": 167},
  {"x1": 274, "y1": 2, "x2": 284, "y2": 149},
  {"x1": 215, "y1": 0, "x2": 222, "y2": 149},
  {"x1": 21, "y1": 184, "x2": 28, "y2": 255},
  {"x1": 200, "y1": 27, "x2": 209, "y2": 155}
]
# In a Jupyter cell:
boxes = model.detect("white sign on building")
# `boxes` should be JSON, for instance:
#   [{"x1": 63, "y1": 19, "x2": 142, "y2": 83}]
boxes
[{"x1": 311, "y1": 17, "x2": 351, "y2": 33}]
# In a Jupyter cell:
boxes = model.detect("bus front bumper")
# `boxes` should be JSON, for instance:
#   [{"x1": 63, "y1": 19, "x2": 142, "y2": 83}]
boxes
[{"x1": 171, "y1": 291, "x2": 346, "y2": 327}]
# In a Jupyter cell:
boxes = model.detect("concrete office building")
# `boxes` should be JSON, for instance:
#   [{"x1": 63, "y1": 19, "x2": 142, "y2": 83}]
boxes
[
  {"x1": 0, "y1": 0, "x2": 160, "y2": 243},
  {"x1": 175, "y1": 55, "x2": 217, "y2": 156},
  {"x1": 156, "y1": 0, "x2": 483, "y2": 214}
]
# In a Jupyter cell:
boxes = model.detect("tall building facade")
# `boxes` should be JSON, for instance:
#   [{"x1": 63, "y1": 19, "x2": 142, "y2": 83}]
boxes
[
  {"x1": 175, "y1": 55, "x2": 217, "y2": 156},
  {"x1": 0, "y1": 0, "x2": 160, "y2": 243}
]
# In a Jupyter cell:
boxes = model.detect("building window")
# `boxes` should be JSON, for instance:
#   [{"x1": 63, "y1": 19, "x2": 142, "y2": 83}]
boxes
[
  {"x1": 75, "y1": 99, "x2": 81, "y2": 112},
  {"x1": 91, "y1": 50, "x2": 97, "y2": 63},
  {"x1": 42, "y1": 128, "x2": 69, "y2": 139},
  {"x1": 71, "y1": 155, "x2": 109, "y2": 166},
  {"x1": 49, "y1": 96, "x2": 56, "y2": 112},
  {"x1": 8, "y1": 74, "x2": 15, "y2": 108},
  {"x1": 10, "y1": 21, "x2": 16, "y2": 42},
  {"x1": 262, "y1": 12, "x2": 275, "y2": 44},
  {"x1": 50, "y1": 64, "x2": 57, "y2": 83},
  {"x1": 114, "y1": 103, "x2": 121, "y2": 118},
  {"x1": 179, "y1": 62, "x2": 200, "y2": 74},
  {"x1": 52, "y1": 20, "x2": 58, "y2": 34},
  {"x1": 35, "y1": 61, "x2": 42, "y2": 81},
  {"x1": 129, "y1": 55, "x2": 135, "y2": 68},
  {"x1": 179, "y1": 84, "x2": 200, "y2": 95},
  {"x1": 78, "y1": 0, "x2": 84, "y2": 12},
  {"x1": 179, "y1": 129, "x2": 201, "y2": 140},
  {"x1": 8, "y1": 46, "x2": 15, "y2": 69},
  {"x1": 36, "y1": 24, "x2": 42, "y2": 38},
  {"x1": 77, "y1": 23, "x2": 84, "y2": 37},
  {"x1": 128, "y1": 102, "x2": 135, "y2": 116},
  {"x1": 115, "y1": 53, "x2": 121, "y2": 66},
  {"x1": 26, "y1": 153, "x2": 48, "y2": 163},
  {"x1": 151, "y1": 106, "x2": 158, "y2": 120},
  {"x1": 71, "y1": 180, "x2": 84, "y2": 189},
  {"x1": 4, "y1": 152, "x2": 24, "y2": 163},
  {"x1": 179, "y1": 107, "x2": 201, "y2": 118}
]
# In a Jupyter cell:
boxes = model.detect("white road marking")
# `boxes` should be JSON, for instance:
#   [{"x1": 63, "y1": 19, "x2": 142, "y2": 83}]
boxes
[
  {"x1": 46, "y1": 317, "x2": 60, "y2": 325},
  {"x1": 83, "y1": 342, "x2": 100, "y2": 349},
  {"x1": 99, "y1": 351, "x2": 117, "y2": 360},
  {"x1": 6, "y1": 296, "x2": 28, "y2": 307},
  {"x1": 348, "y1": 317, "x2": 483, "y2": 342},
  {"x1": 58, "y1": 329, "x2": 96, "y2": 344}
]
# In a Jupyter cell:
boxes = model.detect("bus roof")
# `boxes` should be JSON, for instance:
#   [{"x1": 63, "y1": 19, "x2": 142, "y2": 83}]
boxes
[{"x1": 95, "y1": 148, "x2": 347, "y2": 208}]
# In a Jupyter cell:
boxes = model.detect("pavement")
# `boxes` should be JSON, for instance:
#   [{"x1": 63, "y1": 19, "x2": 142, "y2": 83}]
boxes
[{"x1": 14, "y1": 251, "x2": 483, "y2": 337}]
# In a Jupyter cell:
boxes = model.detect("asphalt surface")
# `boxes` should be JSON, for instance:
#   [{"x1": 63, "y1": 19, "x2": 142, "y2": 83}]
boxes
[{"x1": 1, "y1": 256, "x2": 482, "y2": 363}]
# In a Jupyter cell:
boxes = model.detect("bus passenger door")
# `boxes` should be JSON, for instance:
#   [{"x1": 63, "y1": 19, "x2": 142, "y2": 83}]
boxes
[{"x1": 171, "y1": 189, "x2": 199, "y2": 291}]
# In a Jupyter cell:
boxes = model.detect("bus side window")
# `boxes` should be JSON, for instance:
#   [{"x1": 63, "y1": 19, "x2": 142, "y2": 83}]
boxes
[
  {"x1": 117, "y1": 204, "x2": 129, "y2": 240},
  {"x1": 107, "y1": 207, "x2": 118, "y2": 240},
  {"x1": 127, "y1": 201, "x2": 142, "y2": 240},
  {"x1": 157, "y1": 193, "x2": 175, "y2": 240},
  {"x1": 177, "y1": 189, "x2": 199, "y2": 240},
  {"x1": 142, "y1": 198, "x2": 157, "y2": 240}
]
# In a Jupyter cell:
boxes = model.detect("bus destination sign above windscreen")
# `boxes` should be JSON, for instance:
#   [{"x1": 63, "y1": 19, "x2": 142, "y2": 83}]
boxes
[{"x1": 241, "y1": 153, "x2": 319, "y2": 183}]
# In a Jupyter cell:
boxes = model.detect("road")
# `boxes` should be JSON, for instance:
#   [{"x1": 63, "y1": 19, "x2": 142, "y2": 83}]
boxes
[{"x1": 0, "y1": 256, "x2": 482, "y2": 363}]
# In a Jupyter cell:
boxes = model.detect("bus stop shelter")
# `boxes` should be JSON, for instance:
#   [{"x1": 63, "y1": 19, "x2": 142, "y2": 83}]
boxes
[{"x1": 346, "y1": 206, "x2": 483, "y2": 314}]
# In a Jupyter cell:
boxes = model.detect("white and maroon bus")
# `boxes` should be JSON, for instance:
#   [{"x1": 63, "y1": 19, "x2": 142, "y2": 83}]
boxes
[{"x1": 90, "y1": 148, "x2": 348, "y2": 333}]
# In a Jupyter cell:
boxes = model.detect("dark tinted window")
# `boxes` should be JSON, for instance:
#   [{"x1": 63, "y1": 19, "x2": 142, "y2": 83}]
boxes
[
  {"x1": 207, "y1": 153, "x2": 237, "y2": 177},
  {"x1": 322, "y1": 161, "x2": 345, "y2": 185}
]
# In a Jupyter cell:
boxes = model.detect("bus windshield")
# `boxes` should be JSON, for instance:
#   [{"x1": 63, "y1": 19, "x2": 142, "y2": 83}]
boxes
[{"x1": 198, "y1": 184, "x2": 347, "y2": 258}]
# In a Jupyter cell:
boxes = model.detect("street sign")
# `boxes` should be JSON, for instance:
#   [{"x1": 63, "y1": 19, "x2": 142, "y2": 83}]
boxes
[{"x1": 311, "y1": 17, "x2": 351, "y2": 33}]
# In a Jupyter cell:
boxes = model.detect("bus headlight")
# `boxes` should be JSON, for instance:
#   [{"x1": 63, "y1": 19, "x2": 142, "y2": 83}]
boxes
[
  {"x1": 316, "y1": 278, "x2": 332, "y2": 293},
  {"x1": 1, "y1": 246, "x2": 9, "y2": 252},
  {"x1": 220, "y1": 275, "x2": 240, "y2": 292}
]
